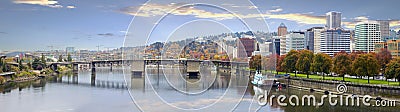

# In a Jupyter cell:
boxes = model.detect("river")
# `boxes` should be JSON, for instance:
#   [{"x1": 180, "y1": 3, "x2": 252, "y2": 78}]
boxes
[{"x1": 0, "y1": 67, "x2": 398, "y2": 112}]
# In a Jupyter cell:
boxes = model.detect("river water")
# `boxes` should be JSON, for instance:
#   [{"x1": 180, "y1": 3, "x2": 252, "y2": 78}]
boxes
[{"x1": 0, "y1": 67, "x2": 399, "y2": 112}]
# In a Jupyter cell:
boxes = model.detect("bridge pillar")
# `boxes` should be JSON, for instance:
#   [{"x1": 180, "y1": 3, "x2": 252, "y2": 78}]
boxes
[
  {"x1": 187, "y1": 61, "x2": 200, "y2": 78},
  {"x1": 72, "y1": 64, "x2": 79, "y2": 74},
  {"x1": 110, "y1": 62, "x2": 113, "y2": 71},
  {"x1": 131, "y1": 60, "x2": 145, "y2": 76},
  {"x1": 91, "y1": 62, "x2": 96, "y2": 75}
]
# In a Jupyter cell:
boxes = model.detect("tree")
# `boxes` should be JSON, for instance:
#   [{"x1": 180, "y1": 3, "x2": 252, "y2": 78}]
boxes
[
  {"x1": 295, "y1": 50, "x2": 313, "y2": 78},
  {"x1": 376, "y1": 48, "x2": 392, "y2": 74},
  {"x1": 18, "y1": 59, "x2": 24, "y2": 71},
  {"x1": 249, "y1": 55, "x2": 261, "y2": 70},
  {"x1": 282, "y1": 50, "x2": 299, "y2": 76},
  {"x1": 41, "y1": 54, "x2": 46, "y2": 67},
  {"x1": 352, "y1": 53, "x2": 379, "y2": 84},
  {"x1": 385, "y1": 58, "x2": 400, "y2": 86},
  {"x1": 276, "y1": 55, "x2": 285, "y2": 74},
  {"x1": 311, "y1": 53, "x2": 332, "y2": 80},
  {"x1": 32, "y1": 58, "x2": 42, "y2": 70},
  {"x1": 332, "y1": 51, "x2": 352, "y2": 81},
  {"x1": 67, "y1": 53, "x2": 72, "y2": 62},
  {"x1": 58, "y1": 55, "x2": 63, "y2": 62},
  {"x1": 264, "y1": 55, "x2": 276, "y2": 72}
]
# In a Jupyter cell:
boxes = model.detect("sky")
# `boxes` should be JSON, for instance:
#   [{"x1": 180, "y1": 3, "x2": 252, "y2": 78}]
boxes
[{"x1": 1, "y1": 0, "x2": 400, "y2": 51}]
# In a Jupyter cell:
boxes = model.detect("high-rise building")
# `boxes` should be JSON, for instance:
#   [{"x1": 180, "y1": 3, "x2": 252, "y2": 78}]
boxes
[
  {"x1": 378, "y1": 20, "x2": 390, "y2": 41},
  {"x1": 375, "y1": 40, "x2": 400, "y2": 57},
  {"x1": 326, "y1": 11, "x2": 342, "y2": 29},
  {"x1": 237, "y1": 38, "x2": 255, "y2": 58},
  {"x1": 285, "y1": 32, "x2": 305, "y2": 53},
  {"x1": 279, "y1": 36, "x2": 287, "y2": 55},
  {"x1": 278, "y1": 23, "x2": 287, "y2": 36},
  {"x1": 320, "y1": 29, "x2": 351, "y2": 56},
  {"x1": 305, "y1": 27, "x2": 324, "y2": 53},
  {"x1": 355, "y1": 21, "x2": 382, "y2": 53}
]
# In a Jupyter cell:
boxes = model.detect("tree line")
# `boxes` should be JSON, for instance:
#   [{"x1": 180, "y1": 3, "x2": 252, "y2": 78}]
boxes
[{"x1": 250, "y1": 48, "x2": 400, "y2": 85}]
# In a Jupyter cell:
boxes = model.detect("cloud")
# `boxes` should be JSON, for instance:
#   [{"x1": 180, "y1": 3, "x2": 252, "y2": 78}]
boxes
[
  {"x1": 268, "y1": 8, "x2": 283, "y2": 13},
  {"x1": 13, "y1": 0, "x2": 74, "y2": 9},
  {"x1": 119, "y1": 3, "x2": 325, "y2": 23},
  {"x1": 13, "y1": 0, "x2": 63, "y2": 8},
  {"x1": 265, "y1": 13, "x2": 325, "y2": 25},
  {"x1": 119, "y1": 3, "x2": 400, "y2": 30},
  {"x1": 66, "y1": 5, "x2": 76, "y2": 9},
  {"x1": 0, "y1": 32, "x2": 7, "y2": 34}
]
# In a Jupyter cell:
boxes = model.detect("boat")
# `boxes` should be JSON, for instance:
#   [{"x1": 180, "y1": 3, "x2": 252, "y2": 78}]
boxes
[
  {"x1": 251, "y1": 71, "x2": 276, "y2": 87},
  {"x1": 251, "y1": 71, "x2": 265, "y2": 85}
]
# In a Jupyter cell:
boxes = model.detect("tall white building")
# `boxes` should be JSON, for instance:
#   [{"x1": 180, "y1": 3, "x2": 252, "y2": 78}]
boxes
[
  {"x1": 285, "y1": 32, "x2": 305, "y2": 53},
  {"x1": 355, "y1": 21, "x2": 382, "y2": 53},
  {"x1": 320, "y1": 29, "x2": 351, "y2": 56},
  {"x1": 326, "y1": 11, "x2": 342, "y2": 29},
  {"x1": 305, "y1": 27, "x2": 324, "y2": 53},
  {"x1": 279, "y1": 36, "x2": 287, "y2": 55}
]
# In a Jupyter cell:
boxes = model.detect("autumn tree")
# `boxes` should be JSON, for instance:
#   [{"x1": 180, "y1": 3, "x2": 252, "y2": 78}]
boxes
[
  {"x1": 332, "y1": 51, "x2": 352, "y2": 81},
  {"x1": 276, "y1": 55, "x2": 285, "y2": 74},
  {"x1": 249, "y1": 55, "x2": 261, "y2": 70},
  {"x1": 311, "y1": 53, "x2": 332, "y2": 80},
  {"x1": 376, "y1": 48, "x2": 392, "y2": 73},
  {"x1": 385, "y1": 57, "x2": 400, "y2": 85},
  {"x1": 352, "y1": 53, "x2": 379, "y2": 83},
  {"x1": 282, "y1": 50, "x2": 299, "y2": 76},
  {"x1": 295, "y1": 50, "x2": 313, "y2": 78}
]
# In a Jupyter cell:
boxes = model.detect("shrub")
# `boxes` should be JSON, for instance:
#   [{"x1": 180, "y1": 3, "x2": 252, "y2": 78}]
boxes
[{"x1": 0, "y1": 76, "x2": 5, "y2": 84}]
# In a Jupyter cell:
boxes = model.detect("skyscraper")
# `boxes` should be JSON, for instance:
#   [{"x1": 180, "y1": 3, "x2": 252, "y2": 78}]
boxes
[
  {"x1": 237, "y1": 38, "x2": 255, "y2": 58},
  {"x1": 285, "y1": 32, "x2": 305, "y2": 53},
  {"x1": 355, "y1": 21, "x2": 382, "y2": 53},
  {"x1": 305, "y1": 27, "x2": 324, "y2": 53},
  {"x1": 320, "y1": 29, "x2": 351, "y2": 56},
  {"x1": 278, "y1": 23, "x2": 287, "y2": 36},
  {"x1": 378, "y1": 20, "x2": 390, "y2": 41},
  {"x1": 326, "y1": 11, "x2": 342, "y2": 29}
]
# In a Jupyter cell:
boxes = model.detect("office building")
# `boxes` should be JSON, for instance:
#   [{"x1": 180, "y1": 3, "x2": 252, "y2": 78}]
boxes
[
  {"x1": 278, "y1": 23, "x2": 287, "y2": 36},
  {"x1": 320, "y1": 29, "x2": 351, "y2": 56},
  {"x1": 326, "y1": 11, "x2": 342, "y2": 29},
  {"x1": 355, "y1": 21, "x2": 382, "y2": 53}
]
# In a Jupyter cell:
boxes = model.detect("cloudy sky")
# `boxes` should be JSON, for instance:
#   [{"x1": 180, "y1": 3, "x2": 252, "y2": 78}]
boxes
[{"x1": 1, "y1": 0, "x2": 400, "y2": 51}]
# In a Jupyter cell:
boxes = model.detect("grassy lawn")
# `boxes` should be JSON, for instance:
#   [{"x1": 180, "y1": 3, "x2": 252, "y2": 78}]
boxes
[{"x1": 275, "y1": 72, "x2": 400, "y2": 86}]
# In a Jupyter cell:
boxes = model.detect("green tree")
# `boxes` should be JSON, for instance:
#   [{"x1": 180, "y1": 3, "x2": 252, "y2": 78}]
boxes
[
  {"x1": 41, "y1": 54, "x2": 46, "y2": 67},
  {"x1": 295, "y1": 50, "x2": 313, "y2": 78},
  {"x1": 384, "y1": 58, "x2": 400, "y2": 86},
  {"x1": 311, "y1": 53, "x2": 332, "y2": 80},
  {"x1": 58, "y1": 55, "x2": 63, "y2": 62},
  {"x1": 27, "y1": 62, "x2": 32, "y2": 70},
  {"x1": 352, "y1": 53, "x2": 379, "y2": 84},
  {"x1": 18, "y1": 60, "x2": 24, "y2": 71},
  {"x1": 32, "y1": 58, "x2": 42, "y2": 70},
  {"x1": 282, "y1": 50, "x2": 299, "y2": 76},
  {"x1": 332, "y1": 51, "x2": 352, "y2": 81},
  {"x1": 67, "y1": 53, "x2": 72, "y2": 62}
]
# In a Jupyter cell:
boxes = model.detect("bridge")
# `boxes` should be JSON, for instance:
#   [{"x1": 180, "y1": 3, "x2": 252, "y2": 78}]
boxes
[{"x1": 48, "y1": 59, "x2": 249, "y2": 77}]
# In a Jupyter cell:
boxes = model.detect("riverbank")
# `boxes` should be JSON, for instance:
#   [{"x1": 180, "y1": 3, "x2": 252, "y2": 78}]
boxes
[
  {"x1": 277, "y1": 77, "x2": 400, "y2": 100},
  {"x1": 0, "y1": 69, "x2": 72, "y2": 86}
]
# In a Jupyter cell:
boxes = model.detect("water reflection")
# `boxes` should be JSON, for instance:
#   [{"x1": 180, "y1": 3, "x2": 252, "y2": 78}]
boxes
[{"x1": 0, "y1": 67, "x2": 399, "y2": 112}]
